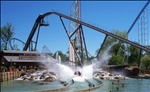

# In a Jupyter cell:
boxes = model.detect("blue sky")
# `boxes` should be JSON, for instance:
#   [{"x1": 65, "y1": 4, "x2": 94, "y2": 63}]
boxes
[{"x1": 1, "y1": 1, "x2": 150, "y2": 56}]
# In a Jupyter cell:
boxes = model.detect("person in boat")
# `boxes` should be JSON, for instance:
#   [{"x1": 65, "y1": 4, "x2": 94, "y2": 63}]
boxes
[
  {"x1": 74, "y1": 71, "x2": 81, "y2": 76},
  {"x1": 78, "y1": 71, "x2": 81, "y2": 76},
  {"x1": 74, "y1": 71, "x2": 77, "y2": 75}
]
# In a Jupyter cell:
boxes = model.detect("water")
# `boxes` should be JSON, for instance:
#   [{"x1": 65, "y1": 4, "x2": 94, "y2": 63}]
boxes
[
  {"x1": 1, "y1": 80, "x2": 64, "y2": 92},
  {"x1": 92, "y1": 78, "x2": 150, "y2": 92},
  {"x1": 1, "y1": 78, "x2": 100, "y2": 92},
  {"x1": 122, "y1": 78, "x2": 150, "y2": 92},
  {"x1": 1, "y1": 78, "x2": 150, "y2": 92}
]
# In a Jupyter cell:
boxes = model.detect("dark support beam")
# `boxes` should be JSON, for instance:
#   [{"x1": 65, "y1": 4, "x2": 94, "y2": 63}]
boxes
[
  {"x1": 23, "y1": 15, "x2": 44, "y2": 51},
  {"x1": 96, "y1": 35, "x2": 108, "y2": 58},
  {"x1": 34, "y1": 24, "x2": 41, "y2": 51},
  {"x1": 69, "y1": 25, "x2": 81, "y2": 39},
  {"x1": 127, "y1": 1, "x2": 149, "y2": 34},
  {"x1": 59, "y1": 16, "x2": 82, "y2": 67},
  {"x1": 81, "y1": 26, "x2": 89, "y2": 60},
  {"x1": 138, "y1": 49, "x2": 142, "y2": 67},
  {"x1": 116, "y1": 1, "x2": 149, "y2": 55},
  {"x1": 59, "y1": 17, "x2": 69, "y2": 38},
  {"x1": 79, "y1": 28, "x2": 83, "y2": 65}
]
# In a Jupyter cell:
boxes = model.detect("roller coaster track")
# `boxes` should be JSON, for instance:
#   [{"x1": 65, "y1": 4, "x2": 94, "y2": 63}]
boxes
[
  {"x1": 23, "y1": 11, "x2": 150, "y2": 53},
  {"x1": 8, "y1": 38, "x2": 25, "y2": 50}
]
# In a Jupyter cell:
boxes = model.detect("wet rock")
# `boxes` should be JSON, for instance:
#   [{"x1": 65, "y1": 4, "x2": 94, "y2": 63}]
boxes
[
  {"x1": 29, "y1": 75, "x2": 34, "y2": 80},
  {"x1": 45, "y1": 76, "x2": 56, "y2": 82},
  {"x1": 20, "y1": 73, "x2": 26, "y2": 77},
  {"x1": 114, "y1": 77, "x2": 119, "y2": 79},
  {"x1": 125, "y1": 67, "x2": 139, "y2": 76},
  {"x1": 23, "y1": 78, "x2": 29, "y2": 82},
  {"x1": 100, "y1": 77, "x2": 104, "y2": 80},
  {"x1": 109, "y1": 73, "x2": 113, "y2": 76},
  {"x1": 64, "y1": 82, "x2": 68, "y2": 86}
]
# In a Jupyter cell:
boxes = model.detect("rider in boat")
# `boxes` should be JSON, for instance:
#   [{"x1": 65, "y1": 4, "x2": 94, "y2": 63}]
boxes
[{"x1": 74, "y1": 71, "x2": 81, "y2": 76}]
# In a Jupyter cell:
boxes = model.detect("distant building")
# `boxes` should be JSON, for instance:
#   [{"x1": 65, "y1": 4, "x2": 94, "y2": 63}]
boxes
[{"x1": 0, "y1": 50, "x2": 47, "y2": 68}]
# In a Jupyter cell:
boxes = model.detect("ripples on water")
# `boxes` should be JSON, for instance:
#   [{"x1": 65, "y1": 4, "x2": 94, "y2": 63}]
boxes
[{"x1": 1, "y1": 78, "x2": 150, "y2": 92}]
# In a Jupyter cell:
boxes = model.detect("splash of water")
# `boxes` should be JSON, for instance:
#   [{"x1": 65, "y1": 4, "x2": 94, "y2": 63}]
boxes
[
  {"x1": 93, "y1": 42, "x2": 118, "y2": 69},
  {"x1": 40, "y1": 57, "x2": 74, "y2": 79},
  {"x1": 81, "y1": 65, "x2": 93, "y2": 79},
  {"x1": 39, "y1": 42, "x2": 117, "y2": 81}
]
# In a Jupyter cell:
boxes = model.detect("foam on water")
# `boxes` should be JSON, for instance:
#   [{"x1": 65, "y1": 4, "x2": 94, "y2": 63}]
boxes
[
  {"x1": 72, "y1": 76, "x2": 85, "y2": 82},
  {"x1": 15, "y1": 77, "x2": 23, "y2": 81}
]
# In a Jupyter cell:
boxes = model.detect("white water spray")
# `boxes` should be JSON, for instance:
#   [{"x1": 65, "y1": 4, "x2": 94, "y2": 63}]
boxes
[
  {"x1": 93, "y1": 42, "x2": 118, "y2": 69},
  {"x1": 39, "y1": 42, "x2": 118, "y2": 81}
]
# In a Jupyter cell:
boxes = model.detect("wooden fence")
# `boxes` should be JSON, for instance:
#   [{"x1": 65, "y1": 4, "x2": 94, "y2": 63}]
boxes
[{"x1": 0, "y1": 71, "x2": 25, "y2": 81}]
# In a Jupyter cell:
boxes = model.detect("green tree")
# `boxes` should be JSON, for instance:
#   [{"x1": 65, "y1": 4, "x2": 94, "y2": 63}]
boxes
[
  {"x1": 141, "y1": 55, "x2": 150, "y2": 70},
  {"x1": 109, "y1": 30, "x2": 127, "y2": 55},
  {"x1": 143, "y1": 46, "x2": 150, "y2": 55},
  {"x1": 109, "y1": 54, "x2": 125, "y2": 65},
  {"x1": 1, "y1": 23, "x2": 15, "y2": 50},
  {"x1": 96, "y1": 30, "x2": 127, "y2": 56},
  {"x1": 96, "y1": 30, "x2": 128, "y2": 65},
  {"x1": 128, "y1": 45, "x2": 139, "y2": 65}
]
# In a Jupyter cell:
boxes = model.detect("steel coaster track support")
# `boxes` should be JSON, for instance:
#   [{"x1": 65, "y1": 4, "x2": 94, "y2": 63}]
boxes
[
  {"x1": 80, "y1": 26, "x2": 89, "y2": 60},
  {"x1": 138, "y1": 49, "x2": 142, "y2": 67},
  {"x1": 96, "y1": 35, "x2": 108, "y2": 58},
  {"x1": 34, "y1": 24, "x2": 41, "y2": 51},
  {"x1": 116, "y1": 1, "x2": 149, "y2": 65},
  {"x1": 127, "y1": 1, "x2": 149, "y2": 34},
  {"x1": 117, "y1": 1, "x2": 150, "y2": 53},
  {"x1": 59, "y1": 16, "x2": 83, "y2": 67},
  {"x1": 79, "y1": 27, "x2": 83, "y2": 65},
  {"x1": 69, "y1": 25, "x2": 81, "y2": 39},
  {"x1": 23, "y1": 15, "x2": 44, "y2": 51},
  {"x1": 118, "y1": 1, "x2": 149, "y2": 51}
]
